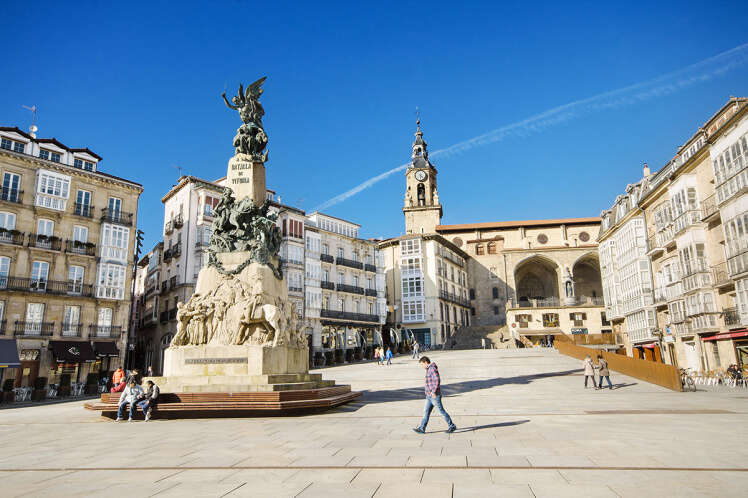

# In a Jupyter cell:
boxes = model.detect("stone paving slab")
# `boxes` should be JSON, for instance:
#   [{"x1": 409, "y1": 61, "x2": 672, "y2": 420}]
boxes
[{"x1": 2, "y1": 349, "x2": 748, "y2": 497}]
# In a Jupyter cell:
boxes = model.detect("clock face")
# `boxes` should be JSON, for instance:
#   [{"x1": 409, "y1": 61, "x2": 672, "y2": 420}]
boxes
[{"x1": 415, "y1": 170, "x2": 427, "y2": 182}]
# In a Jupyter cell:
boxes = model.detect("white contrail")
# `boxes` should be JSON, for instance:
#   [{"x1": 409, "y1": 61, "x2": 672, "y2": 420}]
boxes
[{"x1": 312, "y1": 42, "x2": 748, "y2": 212}]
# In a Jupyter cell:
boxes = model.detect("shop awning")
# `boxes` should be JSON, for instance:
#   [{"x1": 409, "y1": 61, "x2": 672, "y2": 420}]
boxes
[
  {"x1": 702, "y1": 329, "x2": 748, "y2": 342},
  {"x1": 0, "y1": 339, "x2": 20, "y2": 368},
  {"x1": 49, "y1": 341, "x2": 97, "y2": 363},
  {"x1": 93, "y1": 341, "x2": 120, "y2": 357}
]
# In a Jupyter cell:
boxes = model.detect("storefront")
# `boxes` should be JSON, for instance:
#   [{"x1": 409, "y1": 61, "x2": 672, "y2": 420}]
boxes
[
  {"x1": 633, "y1": 342, "x2": 663, "y2": 363},
  {"x1": 15, "y1": 348, "x2": 42, "y2": 388},
  {"x1": 93, "y1": 341, "x2": 120, "y2": 380},
  {"x1": 702, "y1": 329, "x2": 748, "y2": 371},
  {"x1": 48, "y1": 341, "x2": 97, "y2": 384},
  {"x1": 0, "y1": 338, "x2": 20, "y2": 386},
  {"x1": 408, "y1": 327, "x2": 431, "y2": 347}
]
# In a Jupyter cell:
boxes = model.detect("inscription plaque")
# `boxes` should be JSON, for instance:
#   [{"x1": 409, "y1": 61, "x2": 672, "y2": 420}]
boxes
[{"x1": 185, "y1": 357, "x2": 248, "y2": 365}]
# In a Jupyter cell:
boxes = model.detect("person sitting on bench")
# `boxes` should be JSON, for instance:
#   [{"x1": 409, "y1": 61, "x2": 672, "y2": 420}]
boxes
[
  {"x1": 137, "y1": 380, "x2": 160, "y2": 422},
  {"x1": 116, "y1": 380, "x2": 144, "y2": 422}
]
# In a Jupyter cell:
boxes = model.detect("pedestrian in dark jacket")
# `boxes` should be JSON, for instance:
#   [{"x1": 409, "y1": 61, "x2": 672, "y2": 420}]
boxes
[
  {"x1": 413, "y1": 357, "x2": 456, "y2": 434},
  {"x1": 137, "y1": 380, "x2": 160, "y2": 421}
]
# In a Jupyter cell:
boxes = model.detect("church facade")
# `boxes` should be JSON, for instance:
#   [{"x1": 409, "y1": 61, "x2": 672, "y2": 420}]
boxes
[{"x1": 380, "y1": 121, "x2": 608, "y2": 347}]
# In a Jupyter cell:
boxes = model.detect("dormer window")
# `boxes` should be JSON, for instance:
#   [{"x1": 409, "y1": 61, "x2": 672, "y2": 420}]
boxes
[
  {"x1": 0, "y1": 138, "x2": 26, "y2": 153},
  {"x1": 73, "y1": 158, "x2": 95, "y2": 171},
  {"x1": 39, "y1": 149, "x2": 61, "y2": 162}
]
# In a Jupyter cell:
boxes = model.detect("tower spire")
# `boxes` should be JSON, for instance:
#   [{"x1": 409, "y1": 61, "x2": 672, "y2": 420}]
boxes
[{"x1": 411, "y1": 111, "x2": 429, "y2": 163}]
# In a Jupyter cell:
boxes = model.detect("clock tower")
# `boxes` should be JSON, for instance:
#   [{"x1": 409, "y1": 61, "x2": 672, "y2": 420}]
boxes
[{"x1": 403, "y1": 119, "x2": 442, "y2": 234}]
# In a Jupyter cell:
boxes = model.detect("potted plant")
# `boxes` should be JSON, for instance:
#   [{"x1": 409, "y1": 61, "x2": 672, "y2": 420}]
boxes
[
  {"x1": 0, "y1": 227, "x2": 7, "y2": 235},
  {"x1": 73, "y1": 240, "x2": 84, "y2": 248},
  {"x1": 58, "y1": 373, "x2": 72, "y2": 397},
  {"x1": 32, "y1": 377, "x2": 47, "y2": 401},
  {"x1": 2, "y1": 379, "x2": 15, "y2": 403}
]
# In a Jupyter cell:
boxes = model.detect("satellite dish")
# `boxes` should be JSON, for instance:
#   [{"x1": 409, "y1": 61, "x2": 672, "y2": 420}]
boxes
[{"x1": 29, "y1": 125, "x2": 38, "y2": 133}]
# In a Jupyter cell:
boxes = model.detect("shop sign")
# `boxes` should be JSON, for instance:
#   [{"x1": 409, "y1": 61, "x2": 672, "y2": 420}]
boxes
[
  {"x1": 20, "y1": 349, "x2": 40, "y2": 361},
  {"x1": 571, "y1": 328, "x2": 588, "y2": 335},
  {"x1": 664, "y1": 336, "x2": 675, "y2": 343}
]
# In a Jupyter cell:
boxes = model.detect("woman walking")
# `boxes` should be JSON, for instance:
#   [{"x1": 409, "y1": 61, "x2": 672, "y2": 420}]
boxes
[
  {"x1": 597, "y1": 355, "x2": 612, "y2": 389},
  {"x1": 583, "y1": 355, "x2": 596, "y2": 389}
]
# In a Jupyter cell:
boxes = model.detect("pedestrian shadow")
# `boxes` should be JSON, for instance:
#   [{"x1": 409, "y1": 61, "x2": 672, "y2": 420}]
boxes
[
  {"x1": 360, "y1": 368, "x2": 584, "y2": 404},
  {"x1": 452, "y1": 419, "x2": 530, "y2": 433}
]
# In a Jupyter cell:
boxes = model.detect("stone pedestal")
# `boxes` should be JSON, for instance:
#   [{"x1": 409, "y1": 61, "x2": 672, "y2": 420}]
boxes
[
  {"x1": 227, "y1": 154, "x2": 266, "y2": 205},
  {"x1": 163, "y1": 344, "x2": 308, "y2": 377}
]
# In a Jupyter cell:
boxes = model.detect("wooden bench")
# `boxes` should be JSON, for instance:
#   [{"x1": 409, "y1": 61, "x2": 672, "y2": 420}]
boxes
[{"x1": 84, "y1": 386, "x2": 362, "y2": 419}]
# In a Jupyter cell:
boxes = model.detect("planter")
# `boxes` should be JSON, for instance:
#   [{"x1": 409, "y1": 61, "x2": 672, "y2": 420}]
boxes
[
  {"x1": 354, "y1": 348, "x2": 362, "y2": 361},
  {"x1": 31, "y1": 390, "x2": 47, "y2": 402},
  {"x1": 334, "y1": 349, "x2": 345, "y2": 364},
  {"x1": 345, "y1": 349, "x2": 354, "y2": 363}
]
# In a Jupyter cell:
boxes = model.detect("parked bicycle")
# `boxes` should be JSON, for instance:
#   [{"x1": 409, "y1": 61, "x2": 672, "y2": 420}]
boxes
[
  {"x1": 47, "y1": 384, "x2": 58, "y2": 398},
  {"x1": 680, "y1": 368, "x2": 696, "y2": 391}
]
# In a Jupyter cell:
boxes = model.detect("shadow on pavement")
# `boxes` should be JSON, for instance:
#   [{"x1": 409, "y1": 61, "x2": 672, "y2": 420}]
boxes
[
  {"x1": 453, "y1": 419, "x2": 530, "y2": 433},
  {"x1": 360, "y1": 368, "x2": 584, "y2": 404}
]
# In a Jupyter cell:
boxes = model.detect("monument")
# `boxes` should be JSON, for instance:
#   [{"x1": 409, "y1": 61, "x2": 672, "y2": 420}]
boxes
[{"x1": 86, "y1": 78, "x2": 360, "y2": 415}]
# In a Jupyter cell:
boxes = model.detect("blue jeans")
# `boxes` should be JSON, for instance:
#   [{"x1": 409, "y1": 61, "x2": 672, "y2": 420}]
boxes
[
  {"x1": 138, "y1": 399, "x2": 154, "y2": 414},
  {"x1": 599, "y1": 375, "x2": 612, "y2": 388},
  {"x1": 419, "y1": 395, "x2": 455, "y2": 430},
  {"x1": 117, "y1": 401, "x2": 137, "y2": 419}
]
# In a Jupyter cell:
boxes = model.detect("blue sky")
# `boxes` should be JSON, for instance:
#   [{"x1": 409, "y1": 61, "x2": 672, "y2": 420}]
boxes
[{"x1": 1, "y1": 1, "x2": 747, "y2": 250}]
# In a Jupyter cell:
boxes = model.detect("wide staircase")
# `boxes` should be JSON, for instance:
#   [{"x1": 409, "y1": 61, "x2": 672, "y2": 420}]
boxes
[{"x1": 449, "y1": 325, "x2": 516, "y2": 350}]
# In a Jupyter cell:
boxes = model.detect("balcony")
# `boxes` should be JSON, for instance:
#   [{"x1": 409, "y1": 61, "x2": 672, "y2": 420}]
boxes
[
  {"x1": 61, "y1": 323, "x2": 83, "y2": 337},
  {"x1": 513, "y1": 297, "x2": 561, "y2": 308},
  {"x1": 727, "y1": 245, "x2": 748, "y2": 278},
  {"x1": 0, "y1": 276, "x2": 95, "y2": 297},
  {"x1": 711, "y1": 262, "x2": 732, "y2": 288},
  {"x1": 336, "y1": 257, "x2": 363, "y2": 270},
  {"x1": 723, "y1": 307, "x2": 741, "y2": 327},
  {"x1": 439, "y1": 290, "x2": 471, "y2": 307},
  {"x1": 28, "y1": 234, "x2": 62, "y2": 251},
  {"x1": 172, "y1": 213, "x2": 184, "y2": 229},
  {"x1": 101, "y1": 208, "x2": 133, "y2": 227},
  {"x1": 160, "y1": 311, "x2": 168, "y2": 324},
  {"x1": 700, "y1": 194, "x2": 719, "y2": 222},
  {"x1": 320, "y1": 281, "x2": 335, "y2": 290},
  {"x1": 646, "y1": 231, "x2": 664, "y2": 257},
  {"x1": 143, "y1": 309, "x2": 156, "y2": 327},
  {"x1": 0, "y1": 187, "x2": 23, "y2": 204},
  {"x1": 164, "y1": 221, "x2": 173, "y2": 235},
  {"x1": 0, "y1": 230, "x2": 24, "y2": 246},
  {"x1": 65, "y1": 239, "x2": 96, "y2": 256},
  {"x1": 716, "y1": 160, "x2": 748, "y2": 205},
  {"x1": 320, "y1": 309, "x2": 379, "y2": 323},
  {"x1": 288, "y1": 286, "x2": 303, "y2": 293},
  {"x1": 673, "y1": 209, "x2": 701, "y2": 235},
  {"x1": 365, "y1": 288, "x2": 378, "y2": 297},
  {"x1": 364, "y1": 263, "x2": 377, "y2": 273},
  {"x1": 320, "y1": 253, "x2": 334, "y2": 264},
  {"x1": 73, "y1": 203, "x2": 94, "y2": 218},
  {"x1": 89, "y1": 325, "x2": 123, "y2": 338},
  {"x1": 163, "y1": 248, "x2": 173, "y2": 262},
  {"x1": 656, "y1": 225, "x2": 676, "y2": 249},
  {"x1": 14, "y1": 321, "x2": 54, "y2": 337},
  {"x1": 336, "y1": 283, "x2": 364, "y2": 295}
]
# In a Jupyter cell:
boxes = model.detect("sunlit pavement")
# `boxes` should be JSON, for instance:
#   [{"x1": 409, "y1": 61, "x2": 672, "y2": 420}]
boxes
[{"x1": 1, "y1": 348, "x2": 746, "y2": 497}]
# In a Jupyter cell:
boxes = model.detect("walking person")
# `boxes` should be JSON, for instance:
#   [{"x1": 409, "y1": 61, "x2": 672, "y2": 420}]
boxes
[
  {"x1": 583, "y1": 355, "x2": 596, "y2": 389},
  {"x1": 385, "y1": 347, "x2": 393, "y2": 365},
  {"x1": 374, "y1": 347, "x2": 380, "y2": 364},
  {"x1": 412, "y1": 341, "x2": 419, "y2": 359},
  {"x1": 137, "y1": 380, "x2": 160, "y2": 421},
  {"x1": 413, "y1": 357, "x2": 457, "y2": 434},
  {"x1": 481, "y1": 338, "x2": 486, "y2": 349},
  {"x1": 116, "y1": 380, "x2": 144, "y2": 422},
  {"x1": 597, "y1": 355, "x2": 613, "y2": 389}
]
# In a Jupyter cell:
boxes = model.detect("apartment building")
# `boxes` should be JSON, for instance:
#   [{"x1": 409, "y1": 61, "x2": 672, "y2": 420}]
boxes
[
  {"x1": 599, "y1": 97, "x2": 748, "y2": 371},
  {"x1": 305, "y1": 212, "x2": 386, "y2": 364},
  {"x1": 0, "y1": 126, "x2": 142, "y2": 388}
]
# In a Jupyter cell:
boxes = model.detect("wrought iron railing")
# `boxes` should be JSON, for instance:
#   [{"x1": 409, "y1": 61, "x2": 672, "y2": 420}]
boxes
[
  {"x1": 336, "y1": 257, "x2": 363, "y2": 270},
  {"x1": 89, "y1": 325, "x2": 123, "y2": 338},
  {"x1": 0, "y1": 276, "x2": 94, "y2": 296},
  {"x1": 320, "y1": 253, "x2": 334, "y2": 263},
  {"x1": 0, "y1": 187, "x2": 23, "y2": 204},
  {"x1": 29, "y1": 234, "x2": 62, "y2": 251},
  {"x1": 337, "y1": 283, "x2": 364, "y2": 295},
  {"x1": 364, "y1": 263, "x2": 377, "y2": 273},
  {"x1": 14, "y1": 321, "x2": 54, "y2": 337},
  {"x1": 320, "y1": 281, "x2": 335, "y2": 290},
  {"x1": 73, "y1": 202, "x2": 94, "y2": 218},
  {"x1": 101, "y1": 208, "x2": 133, "y2": 226},
  {"x1": 320, "y1": 309, "x2": 379, "y2": 323},
  {"x1": 65, "y1": 239, "x2": 96, "y2": 256}
]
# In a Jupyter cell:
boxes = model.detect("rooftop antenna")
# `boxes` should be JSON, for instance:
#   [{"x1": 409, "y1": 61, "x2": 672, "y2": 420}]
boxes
[
  {"x1": 172, "y1": 164, "x2": 183, "y2": 178},
  {"x1": 22, "y1": 105, "x2": 38, "y2": 138},
  {"x1": 415, "y1": 106, "x2": 421, "y2": 130}
]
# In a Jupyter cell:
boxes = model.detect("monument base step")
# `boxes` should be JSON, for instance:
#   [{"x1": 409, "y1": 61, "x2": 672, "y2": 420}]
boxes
[{"x1": 144, "y1": 374, "x2": 335, "y2": 393}]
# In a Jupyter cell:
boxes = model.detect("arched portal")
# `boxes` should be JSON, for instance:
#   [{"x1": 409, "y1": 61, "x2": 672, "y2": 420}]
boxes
[
  {"x1": 514, "y1": 256, "x2": 560, "y2": 304},
  {"x1": 572, "y1": 253, "x2": 603, "y2": 302}
]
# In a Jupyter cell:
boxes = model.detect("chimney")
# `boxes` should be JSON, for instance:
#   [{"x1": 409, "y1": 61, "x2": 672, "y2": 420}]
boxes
[{"x1": 643, "y1": 162, "x2": 651, "y2": 177}]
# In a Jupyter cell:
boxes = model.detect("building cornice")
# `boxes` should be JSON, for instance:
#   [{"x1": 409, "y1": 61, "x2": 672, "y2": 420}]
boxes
[
  {"x1": 437, "y1": 217, "x2": 600, "y2": 232},
  {"x1": 0, "y1": 148, "x2": 143, "y2": 192}
]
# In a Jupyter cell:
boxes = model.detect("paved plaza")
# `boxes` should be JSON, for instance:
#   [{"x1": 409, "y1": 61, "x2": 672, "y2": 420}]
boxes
[{"x1": 1, "y1": 349, "x2": 746, "y2": 497}]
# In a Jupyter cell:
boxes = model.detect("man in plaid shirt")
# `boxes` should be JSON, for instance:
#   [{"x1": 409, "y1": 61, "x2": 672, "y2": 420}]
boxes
[{"x1": 413, "y1": 356, "x2": 457, "y2": 434}]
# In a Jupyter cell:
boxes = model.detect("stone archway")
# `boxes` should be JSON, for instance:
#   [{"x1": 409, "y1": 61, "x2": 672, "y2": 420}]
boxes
[
  {"x1": 572, "y1": 253, "x2": 603, "y2": 302},
  {"x1": 514, "y1": 255, "x2": 560, "y2": 305}
]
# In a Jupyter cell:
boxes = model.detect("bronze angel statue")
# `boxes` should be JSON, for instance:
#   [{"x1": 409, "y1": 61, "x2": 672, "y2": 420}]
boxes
[{"x1": 222, "y1": 77, "x2": 268, "y2": 161}]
